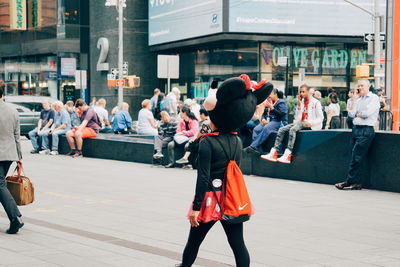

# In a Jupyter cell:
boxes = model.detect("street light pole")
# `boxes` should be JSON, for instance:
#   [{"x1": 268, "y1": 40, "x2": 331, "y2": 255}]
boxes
[
  {"x1": 105, "y1": 0, "x2": 125, "y2": 105},
  {"x1": 373, "y1": 0, "x2": 381, "y2": 89},
  {"x1": 344, "y1": 0, "x2": 382, "y2": 89},
  {"x1": 118, "y1": 0, "x2": 124, "y2": 105}
]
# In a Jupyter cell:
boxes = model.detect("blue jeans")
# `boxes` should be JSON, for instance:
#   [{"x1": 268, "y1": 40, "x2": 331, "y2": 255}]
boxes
[
  {"x1": 41, "y1": 129, "x2": 69, "y2": 151},
  {"x1": 250, "y1": 120, "x2": 281, "y2": 149},
  {"x1": 28, "y1": 127, "x2": 51, "y2": 150}
]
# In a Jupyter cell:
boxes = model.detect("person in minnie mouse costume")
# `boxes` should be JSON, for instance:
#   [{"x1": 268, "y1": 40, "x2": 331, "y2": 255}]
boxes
[{"x1": 176, "y1": 75, "x2": 273, "y2": 267}]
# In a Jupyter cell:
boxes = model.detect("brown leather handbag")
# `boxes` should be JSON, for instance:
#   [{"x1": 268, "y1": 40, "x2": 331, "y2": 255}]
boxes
[{"x1": 6, "y1": 167, "x2": 35, "y2": 206}]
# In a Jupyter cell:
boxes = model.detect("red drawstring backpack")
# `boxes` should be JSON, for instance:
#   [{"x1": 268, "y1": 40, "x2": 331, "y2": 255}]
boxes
[{"x1": 207, "y1": 134, "x2": 253, "y2": 224}]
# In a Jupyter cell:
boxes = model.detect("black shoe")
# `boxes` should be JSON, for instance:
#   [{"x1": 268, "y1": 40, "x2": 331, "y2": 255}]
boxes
[
  {"x1": 72, "y1": 151, "x2": 83, "y2": 158},
  {"x1": 66, "y1": 150, "x2": 76, "y2": 156},
  {"x1": 243, "y1": 146, "x2": 259, "y2": 154},
  {"x1": 335, "y1": 181, "x2": 351, "y2": 190},
  {"x1": 164, "y1": 163, "x2": 174, "y2": 168},
  {"x1": 6, "y1": 217, "x2": 24, "y2": 234},
  {"x1": 343, "y1": 184, "x2": 363, "y2": 190},
  {"x1": 30, "y1": 149, "x2": 39, "y2": 154}
]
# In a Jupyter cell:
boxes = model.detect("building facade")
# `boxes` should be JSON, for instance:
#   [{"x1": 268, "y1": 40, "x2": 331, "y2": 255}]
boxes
[
  {"x1": 0, "y1": 0, "x2": 89, "y2": 103},
  {"x1": 89, "y1": 0, "x2": 158, "y2": 118},
  {"x1": 149, "y1": 0, "x2": 386, "y2": 100}
]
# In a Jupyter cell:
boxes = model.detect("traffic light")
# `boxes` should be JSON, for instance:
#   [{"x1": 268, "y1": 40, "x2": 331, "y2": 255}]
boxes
[{"x1": 123, "y1": 76, "x2": 140, "y2": 88}]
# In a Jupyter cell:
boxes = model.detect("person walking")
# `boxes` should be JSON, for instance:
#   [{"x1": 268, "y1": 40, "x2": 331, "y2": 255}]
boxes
[
  {"x1": 335, "y1": 79, "x2": 380, "y2": 190},
  {"x1": 150, "y1": 88, "x2": 160, "y2": 115},
  {"x1": 0, "y1": 81, "x2": 24, "y2": 234},
  {"x1": 177, "y1": 75, "x2": 273, "y2": 267}
]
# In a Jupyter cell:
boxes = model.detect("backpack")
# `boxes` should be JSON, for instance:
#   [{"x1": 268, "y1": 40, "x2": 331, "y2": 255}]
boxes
[{"x1": 206, "y1": 134, "x2": 253, "y2": 224}]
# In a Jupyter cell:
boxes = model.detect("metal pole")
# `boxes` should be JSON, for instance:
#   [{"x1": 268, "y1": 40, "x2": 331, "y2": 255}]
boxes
[
  {"x1": 374, "y1": 0, "x2": 381, "y2": 89},
  {"x1": 385, "y1": 0, "x2": 393, "y2": 99},
  {"x1": 343, "y1": 0, "x2": 374, "y2": 16},
  {"x1": 118, "y1": 0, "x2": 124, "y2": 105},
  {"x1": 343, "y1": 0, "x2": 382, "y2": 90},
  {"x1": 167, "y1": 58, "x2": 170, "y2": 93}
]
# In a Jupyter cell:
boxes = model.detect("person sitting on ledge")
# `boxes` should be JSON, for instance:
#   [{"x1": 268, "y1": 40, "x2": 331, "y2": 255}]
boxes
[
  {"x1": 175, "y1": 108, "x2": 212, "y2": 166},
  {"x1": 243, "y1": 88, "x2": 288, "y2": 154},
  {"x1": 65, "y1": 99, "x2": 100, "y2": 158},
  {"x1": 165, "y1": 106, "x2": 199, "y2": 168},
  {"x1": 324, "y1": 92, "x2": 341, "y2": 129},
  {"x1": 261, "y1": 84, "x2": 323, "y2": 164},
  {"x1": 137, "y1": 99, "x2": 158, "y2": 136},
  {"x1": 112, "y1": 102, "x2": 133, "y2": 134},
  {"x1": 40, "y1": 101, "x2": 71, "y2": 155},
  {"x1": 153, "y1": 111, "x2": 177, "y2": 159}
]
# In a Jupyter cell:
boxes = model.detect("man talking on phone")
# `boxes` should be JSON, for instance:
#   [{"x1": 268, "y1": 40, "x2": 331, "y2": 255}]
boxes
[
  {"x1": 335, "y1": 79, "x2": 380, "y2": 190},
  {"x1": 0, "y1": 80, "x2": 24, "y2": 234}
]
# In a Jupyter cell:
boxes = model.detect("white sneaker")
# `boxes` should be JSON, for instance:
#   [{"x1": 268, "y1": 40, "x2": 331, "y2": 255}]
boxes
[
  {"x1": 277, "y1": 149, "x2": 292, "y2": 164},
  {"x1": 261, "y1": 147, "x2": 278, "y2": 162},
  {"x1": 153, "y1": 152, "x2": 164, "y2": 159},
  {"x1": 176, "y1": 157, "x2": 189, "y2": 164},
  {"x1": 50, "y1": 151, "x2": 59, "y2": 155},
  {"x1": 39, "y1": 149, "x2": 50, "y2": 155}
]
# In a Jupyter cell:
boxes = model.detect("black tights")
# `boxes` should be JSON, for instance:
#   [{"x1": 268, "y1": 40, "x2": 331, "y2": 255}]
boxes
[{"x1": 181, "y1": 221, "x2": 250, "y2": 267}]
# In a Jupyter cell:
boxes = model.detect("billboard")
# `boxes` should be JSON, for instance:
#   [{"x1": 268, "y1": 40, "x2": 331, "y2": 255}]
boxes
[
  {"x1": 10, "y1": 0, "x2": 27, "y2": 30},
  {"x1": 229, "y1": 0, "x2": 386, "y2": 36},
  {"x1": 149, "y1": 0, "x2": 223, "y2": 46}
]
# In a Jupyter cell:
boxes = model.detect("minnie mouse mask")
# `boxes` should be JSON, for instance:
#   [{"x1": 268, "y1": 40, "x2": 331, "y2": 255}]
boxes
[{"x1": 204, "y1": 74, "x2": 273, "y2": 132}]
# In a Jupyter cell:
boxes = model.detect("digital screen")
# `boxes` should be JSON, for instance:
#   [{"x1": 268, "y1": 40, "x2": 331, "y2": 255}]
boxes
[
  {"x1": 229, "y1": 0, "x2": 386, "y2": 36},
  {"x1": 149, "y1": 0, "x2": 223, "y2": 46}
]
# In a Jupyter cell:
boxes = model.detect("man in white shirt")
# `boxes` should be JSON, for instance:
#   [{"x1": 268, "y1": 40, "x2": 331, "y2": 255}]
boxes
[
  {"x1": 166, "y1": 87, "x2": 180, "y2": 116},
  {"x1": 94, "y1": 98, "x2": 112, "y2": 133},
  {"x1": 261, "y1": 85, "x2": 323, "y2": 164},
  {"x1": 335, "y1": 79, "x2": 380, "y2": 190}
]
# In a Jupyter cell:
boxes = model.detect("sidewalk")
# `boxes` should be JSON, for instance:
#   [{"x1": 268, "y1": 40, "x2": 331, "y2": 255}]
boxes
[{"x1": 1, "y1": 140, "x2": 400, "y2": 266}]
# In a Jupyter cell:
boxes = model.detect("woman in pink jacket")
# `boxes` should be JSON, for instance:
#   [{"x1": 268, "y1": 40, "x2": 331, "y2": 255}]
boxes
[{"x1": 165, "y1": 107, "x2": 199, "y2": 168}]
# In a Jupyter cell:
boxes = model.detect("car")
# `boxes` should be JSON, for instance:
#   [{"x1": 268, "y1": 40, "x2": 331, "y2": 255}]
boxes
[
  {"x1": 4, "y1": 96, "x2": 56, "y2": 137},
  {"x1": 8, "y1": 103, "x2": 40, "y2": 137}
]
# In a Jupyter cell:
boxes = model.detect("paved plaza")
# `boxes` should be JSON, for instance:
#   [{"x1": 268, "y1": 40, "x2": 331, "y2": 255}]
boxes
[{"x1": 1, "y1": 139, "x2": 400, "y2": 267}]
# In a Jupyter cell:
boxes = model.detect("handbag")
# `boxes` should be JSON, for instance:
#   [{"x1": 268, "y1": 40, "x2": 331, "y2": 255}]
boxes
[
  {"x1": 6, "y1": 166, "x2": 35, "y2": 206},
  {"x1": 174, "y1": 133, "x2": 189, "y2": 145}
]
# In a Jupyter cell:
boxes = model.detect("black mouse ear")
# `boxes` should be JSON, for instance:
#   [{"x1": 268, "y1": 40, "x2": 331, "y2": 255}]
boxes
[
  {"x1": 253, "y1": 81, "x2": 273, "y2": 104},
  {"x1": 216, "y1": 77, "x2": 247, "y2": 105}
]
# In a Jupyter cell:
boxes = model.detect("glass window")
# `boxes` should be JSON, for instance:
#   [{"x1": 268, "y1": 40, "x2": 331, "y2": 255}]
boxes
[
  {"x1": 64, "y1": 0, "x2": 80, "y2": 24},
  {"x1": 260, "y1": 42, "x2": 369, "y2": 96}
]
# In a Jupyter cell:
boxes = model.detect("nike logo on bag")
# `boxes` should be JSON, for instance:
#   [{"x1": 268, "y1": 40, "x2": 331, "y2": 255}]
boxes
[{"x1": 238, "y1": 204, "x2": 248, "y2": 211}]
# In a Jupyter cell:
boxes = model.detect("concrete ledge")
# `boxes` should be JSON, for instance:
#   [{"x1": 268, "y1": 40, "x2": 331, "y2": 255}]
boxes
[
  {"x1": 58, "y1": 133, "x2": 185, "y2": 165},
  {"x1": 58, "y1": 131, "x2": 400, "y2": 193}
]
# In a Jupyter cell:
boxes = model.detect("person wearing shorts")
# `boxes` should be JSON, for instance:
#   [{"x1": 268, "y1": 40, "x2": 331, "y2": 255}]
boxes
[{"x1": 65, "y1": 99, "x2": 100, "y2": 158}]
